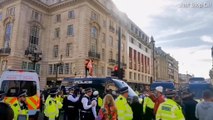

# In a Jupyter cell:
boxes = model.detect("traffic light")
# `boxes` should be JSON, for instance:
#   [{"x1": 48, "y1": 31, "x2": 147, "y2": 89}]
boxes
[
  {"x1": 111, "y1": 66, "x2": 118, "y2": 77},
  {"x1": 120, "y1": 68, "x2": 125, "y2": 80}
]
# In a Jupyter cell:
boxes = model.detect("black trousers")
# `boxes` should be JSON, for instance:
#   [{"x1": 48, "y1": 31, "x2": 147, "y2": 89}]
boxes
[
  {"x1": 144, "y1": 107, "x2": 155, "y2": 120},
  {"x1": 67, "y1": 108, "x2": 78, "y2": 120},
  {"x1": 44, "y1": 116, "x2": 59, "y2": 120},
  {"x1": 80, "y1": 112, "x2": 94, "y2": 120}
]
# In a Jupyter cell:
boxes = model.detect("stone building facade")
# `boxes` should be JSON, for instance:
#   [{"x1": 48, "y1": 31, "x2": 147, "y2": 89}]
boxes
[
  {"x1": 0, "y1": 0, "x2": 152, "y2": 88},
  {"x1": 154, "y1": 47, "x2": 179, "y2": 83}
]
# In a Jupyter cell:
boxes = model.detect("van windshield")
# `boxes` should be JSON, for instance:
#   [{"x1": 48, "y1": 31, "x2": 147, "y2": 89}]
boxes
[
  {"x1": 112, "y1": 79, "x2": 137, "y2": 97},
  {"x1": 1, "y1": 80, "x2": 37, "y2": 97}
]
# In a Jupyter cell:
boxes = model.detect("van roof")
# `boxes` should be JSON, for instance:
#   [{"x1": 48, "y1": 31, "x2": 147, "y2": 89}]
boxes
[{"x1": 63, "y1": 77, "x2": 112, "y2": 83}]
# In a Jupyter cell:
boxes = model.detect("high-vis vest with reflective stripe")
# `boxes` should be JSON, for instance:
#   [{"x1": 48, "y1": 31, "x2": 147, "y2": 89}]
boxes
[
  {"x1": 11, "y1": 100, "x2": 29, "y2": 120},
  {"x1": 44, "y1": 97, "x2": 63, "y2": 119},
  {"x1": 115, "y1": 95, "x2": 133, "y2": 120},
  {"x1": 4, "y1": 95, "x2": 40, "y2": 110},
  {"x1": 143, "y1": 97, "x2": 154, "y2": 113},
  {"x1": 156, "y1": 99, "x2": 185, "y2": 120}
]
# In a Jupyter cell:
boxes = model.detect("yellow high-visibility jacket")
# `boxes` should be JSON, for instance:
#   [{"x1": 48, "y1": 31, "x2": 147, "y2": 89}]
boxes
[
  {"x1": 11, "y1": 100, "x2": 29, "y2": 120},
  {"x1": 143, "y1": 96, "x2": 154, "y2": 113},
  {"x1": 156, "y1": 99, "x2": 185, "y2": 120},
  {"x1": 44, "y1": 97, "x2": 63, "y2": 120},
  {"x1": 115, "y1": 95, "x2": 133, "y2": 120}
]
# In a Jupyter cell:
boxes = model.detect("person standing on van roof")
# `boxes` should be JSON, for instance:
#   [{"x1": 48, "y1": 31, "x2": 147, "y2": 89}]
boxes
[
  {"x1": 149, "y1": 86, "x2": 165, "y2": 115},
  {"x1": 80, "y1": 88, "x2": 96, "y2": 120},
  {"x1": 66, "y1": 87, "x2": 80, "y2": 120},
  {"x1": 115, "y1": 87, "x2": 133, "y2": 120},
  {"x1": 11, "y1": 91, "x2": 29, "y2": 120}
]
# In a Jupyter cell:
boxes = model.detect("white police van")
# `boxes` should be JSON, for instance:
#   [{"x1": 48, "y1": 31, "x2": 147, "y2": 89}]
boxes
[{"x1": 0, "y1": 69, "x2": 41, "y2": 120}]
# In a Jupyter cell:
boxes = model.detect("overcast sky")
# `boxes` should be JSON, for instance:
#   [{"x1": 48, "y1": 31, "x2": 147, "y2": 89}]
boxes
[{"x1": 112, "y1": 0, "x2": 213, "y2": 78}]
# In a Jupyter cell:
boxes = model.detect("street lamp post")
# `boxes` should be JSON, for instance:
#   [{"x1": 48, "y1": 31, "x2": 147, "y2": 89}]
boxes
[
  {"x1": 150, "y1": 36, "x2": 155, "y2": 83},
  {"x1": 55, "y1": 55, "x2": 63, "y2": 82},
  {"x1": 25, "y1": 48, "x2": 42, "y2": 70}
]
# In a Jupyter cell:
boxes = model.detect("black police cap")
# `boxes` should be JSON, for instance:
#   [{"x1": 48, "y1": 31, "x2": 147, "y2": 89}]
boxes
[
  {"x1": 49, "y1": 90, "x2": 57, "y2": 95},
  {"x1": 119, "y1": 87, "x2": 128, "y2": 94},
  {"x1": 85, "y1": 88, "x2": 92, "y2": 93}
]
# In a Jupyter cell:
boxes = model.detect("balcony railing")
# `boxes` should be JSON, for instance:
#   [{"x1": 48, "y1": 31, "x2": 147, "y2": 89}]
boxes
[
  {"x1": 108, "y1": 59, "x2": 116, "y2": 64},
  {"x1": 88, "y1": 51, "x2": 100, "y2": 59},
  {"x1": 0, "y1": 48, "x2": 11, "y2": 56}
]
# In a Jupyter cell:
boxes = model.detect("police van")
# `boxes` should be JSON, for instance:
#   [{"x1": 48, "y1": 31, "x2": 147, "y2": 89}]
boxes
[
  {"x1": 61, "y1": 77, "x2": 137, "y2": 98},
  {"x1": 150, "y1": 80, "x2": 175, "y2": 93},
  {"x1": 0, "y1": 69, "x2": 40, "y2": 120}
]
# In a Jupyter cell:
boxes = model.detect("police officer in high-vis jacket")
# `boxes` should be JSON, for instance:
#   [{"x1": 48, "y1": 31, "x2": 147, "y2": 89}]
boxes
[
  {"x1": 115, "y1": 87, "x2": 133, "y2": 120},
  {"x1": 156, "y1": 91, "x2": 185, "y2": 120},
  {"x1": 44, "y1": 90, "x2": 63, "y2": 120},
  {"x1": 80, "y1": 88, "x2": 96, "y2": 120},
  {"x1": 11, "y1": 91, "x2": 29, "y2": 120}
]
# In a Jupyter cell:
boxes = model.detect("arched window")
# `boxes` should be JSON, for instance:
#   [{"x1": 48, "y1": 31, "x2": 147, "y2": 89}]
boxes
[
  {"x1": 29, "y1": 26, "x2": 40, "y2": 48},
  {"x1": 4, "y1": 23, "x2": 13, "y2": 48},
  {"x1": 91, "y1": 26, "x2": 97, "y2": 39}
]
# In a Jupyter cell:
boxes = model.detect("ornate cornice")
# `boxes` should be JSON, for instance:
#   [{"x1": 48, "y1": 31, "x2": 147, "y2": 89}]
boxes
[{"x1": 28, "y1": 20, "x2": 45, "y2": 29}]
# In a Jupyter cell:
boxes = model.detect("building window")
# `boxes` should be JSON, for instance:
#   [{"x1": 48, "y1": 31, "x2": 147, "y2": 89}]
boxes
[
  {"x1": 28, "y1": 62, "x2": 33, "y2": 70},
  {"x1": 35, "y1": 64, "x2": 40, "y2": 74},
  {"x1": 32, "y1": 10, "x2": 42, "y2": 21},
  {"x1": 109, "y1": 36, "x2": 113, "y2": 46},
  {"x1": 0, "y1": 12, "x2": 2, "y2": 21},
  {"x1": 48, "y1": 64, "x2": 53, "y2": 75},
  {"x1": 129, "y1": 72, "x2": 132, "y2": 79},
  {"x1": 4, "y1": 23, "x2": 13, "y2": 48},
  {"x1": 55, "y1": 27, "x2": 60, "y2": 38},
  {"x1": 102, "y1": 33, "x2": 105, "y2": 43},
  {"x1": 91, "y1": 27, "x2": 98, "y2": 39},
  {"x1": 109, "y1": 51, "x2": 113, "y2": 59},
  {"x1": 91, "y1": 11, "x2": 98, "y2": 20},
  {"x1": 64, "y1": 63, "x2": 69, "y2": 74},
  {"x1": 7, "y1": 7, "x2": 15, "y2": 16},
  {"x1": 130, "y1": 37, "x2": 134, "y2": 43},
  {"x1": 59, "y1": 64, "x2": 63, "y2": 74},
  {"x1": 134, "y1": 73, "x2": 136, "y2": 80},
  {"x1": 67, "y1": 25, "x2": 74, "y2": 36},
  {"x1": 66, "y1": 43, "x2": 72, "y2": 57},
  {"x1": 145, "y1": 48, "x2": 148, "y2": 53},
  {"x1": 102, "y1": 49, "x2": 105, "y2": 60},
  {"x1": 138, "y1": 74, "x2": 140, "y2": 81},
  {"x1": 22, "y1": 62, "x2": 28, "y2": 69},
  {"x1": 56, "y1": 14, "x2": 61, "y2": 22},
  {"x1": 29, "y1": 26, "x2": 39, "y2": 48},
  {"x1": 107, "y1": 68, "x2": 112, "y2": 76},
  {"x1": 101, "y1": 67, "x2": 104, "y2": 75},
  {"x1": 68, "y1": 10, "x2": 75, "y2": 19},
  {"x1": 53, "y1": 45, "x2": 58, "y2": 58},
  {"x1": 139, "y1": 43, "x2": 142, "y2": 49}
]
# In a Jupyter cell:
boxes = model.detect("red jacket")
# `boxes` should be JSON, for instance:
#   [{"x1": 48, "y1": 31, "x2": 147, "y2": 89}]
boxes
[{"x1": 150, "y1": 94, "x2": 165, "y2": 114}]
